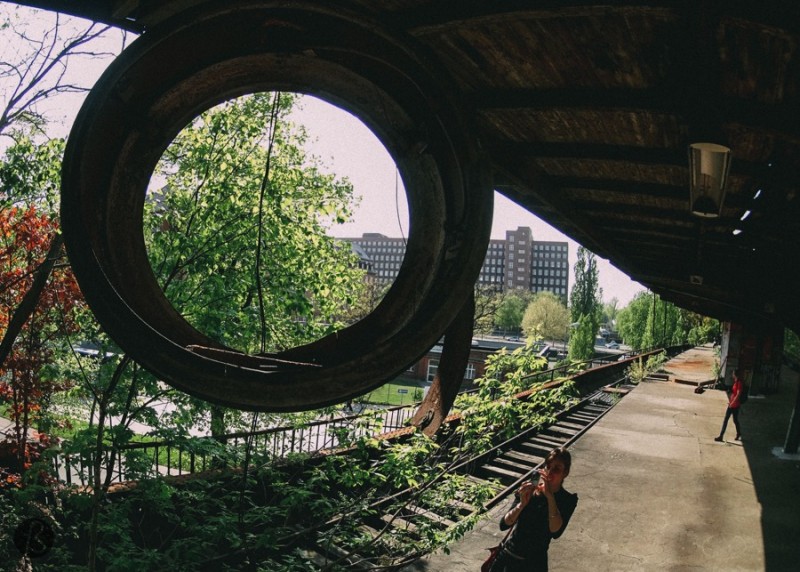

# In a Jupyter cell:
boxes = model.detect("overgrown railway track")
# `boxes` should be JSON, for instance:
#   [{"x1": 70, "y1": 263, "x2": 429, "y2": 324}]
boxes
[
  {"x1": 44, "y1": 353, "x2": 677, "y2": 570},
  {"x1": 295, "y1": 376, "x2": 636, "y2": 570}
]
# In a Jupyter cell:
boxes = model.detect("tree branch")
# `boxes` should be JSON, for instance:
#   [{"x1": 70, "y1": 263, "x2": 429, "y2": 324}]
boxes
[
  {"x1": 0, "y1": 232, "x2": 63, "y2": 368},
  {"x1": 0, "y1": 10, "x2": 117, "y2": 137}
]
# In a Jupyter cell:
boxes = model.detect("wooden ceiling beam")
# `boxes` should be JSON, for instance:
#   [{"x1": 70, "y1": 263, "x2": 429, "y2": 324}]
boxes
[
  {"x1": 473, "y1": 91, "x2": 799, "y2": 139},
  {"x1": 554, "y1": 177, "x2": 684, "y2": 198},
  {"x1": 485, "y1": 142, "x2": 685, "y2": 165},
  {"x1": 470, "y1": 88, "x2": 679, "y2": 113},
  {"x1": 401, "y1": 0, "x2": 800, "y2": 37}
]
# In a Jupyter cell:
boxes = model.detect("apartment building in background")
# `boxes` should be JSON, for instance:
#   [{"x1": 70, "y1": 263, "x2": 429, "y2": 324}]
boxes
[{"x1": 341, "y1": 226, "x2": 570, "y2": 300}]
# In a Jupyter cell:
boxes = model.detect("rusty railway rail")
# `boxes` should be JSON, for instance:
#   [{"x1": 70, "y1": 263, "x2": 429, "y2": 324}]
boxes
[
  {"x1": 49, "y1": 347, "x2": 676, "y2": 488},
  {"x1": 45, "y1": 346, "x2": 682, "y2": 570},
  {"x1": 292, "y1": 374, "x2": 637, "y2": 570},
  {"x1": 51, "y1": 347, "x2": 683, "y2": 486}
]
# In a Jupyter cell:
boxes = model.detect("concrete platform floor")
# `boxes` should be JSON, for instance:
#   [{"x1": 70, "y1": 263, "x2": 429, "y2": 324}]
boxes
[{"x1": 403, "y1": 349, "x2": 800, "y2": 571}]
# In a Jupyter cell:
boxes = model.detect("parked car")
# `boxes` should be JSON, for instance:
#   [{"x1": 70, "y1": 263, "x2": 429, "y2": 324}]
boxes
[{"x1": 606, "y1": 341, "x2": 620, "y2": 349}]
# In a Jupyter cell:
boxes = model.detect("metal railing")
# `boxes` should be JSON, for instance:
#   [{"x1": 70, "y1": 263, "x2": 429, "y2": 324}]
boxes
[
  {"x1": 50, "y1": 401, "x2": 420, "y2": 485},
  {"x1": 50, "y1": 345, "x2": 682, "y2": 485}
]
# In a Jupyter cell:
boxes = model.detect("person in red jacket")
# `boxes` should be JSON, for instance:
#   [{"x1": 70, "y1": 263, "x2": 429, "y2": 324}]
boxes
[{"x1": 714, "y1": 369, "x2": 743, "y2": 442}]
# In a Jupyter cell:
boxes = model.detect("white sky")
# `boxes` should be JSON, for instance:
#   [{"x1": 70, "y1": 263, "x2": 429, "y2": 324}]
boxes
[
  {"x1": 4, "y1": 5, "x2": 645, "y2": 306},
  {"x1": 292, "y1": 95, "x2": 645, "y2": 306}
]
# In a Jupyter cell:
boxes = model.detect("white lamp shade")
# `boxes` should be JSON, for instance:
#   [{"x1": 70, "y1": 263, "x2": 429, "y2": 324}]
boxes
[{"x1": 689, "y1": 142, "x2": 732, "y2": 218}]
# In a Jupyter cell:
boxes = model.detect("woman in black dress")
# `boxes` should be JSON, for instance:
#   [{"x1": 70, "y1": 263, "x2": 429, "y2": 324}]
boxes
[{"x1": 490, "y1": 447, "x2": 578, "y2": 571}]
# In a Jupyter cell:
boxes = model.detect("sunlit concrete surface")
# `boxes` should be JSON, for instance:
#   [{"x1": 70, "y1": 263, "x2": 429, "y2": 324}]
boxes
[{"x1": 404, "y1": 349, "x2": 800, "y2": 571}]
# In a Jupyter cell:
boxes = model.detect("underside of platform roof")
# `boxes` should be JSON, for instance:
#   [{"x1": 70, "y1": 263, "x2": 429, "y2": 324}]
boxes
[{"x1": 12, "y1": 0, "x2": 800, "y2": 332}]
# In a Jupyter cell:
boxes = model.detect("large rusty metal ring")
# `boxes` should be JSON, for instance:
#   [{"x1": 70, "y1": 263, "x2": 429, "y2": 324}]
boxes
[{"x1": 61, "y1": 1, "x2": 492, "y2": 411}]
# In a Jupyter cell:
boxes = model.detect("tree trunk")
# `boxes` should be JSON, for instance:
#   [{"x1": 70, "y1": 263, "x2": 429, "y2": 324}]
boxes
[{"x1": 0, "y1": 234, "x2": 63, "y2": 369}]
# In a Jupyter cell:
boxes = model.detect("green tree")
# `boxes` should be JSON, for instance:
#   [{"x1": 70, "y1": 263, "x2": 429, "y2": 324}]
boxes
[
  {"x1": 455, "y1": 342, "x2": 573, "y2": 452},
  {"x1": 641, "y1": 294, "x2": 682, "y2": 348},
  {"x1": 146, "y1": 92, "x2": 363, "y2": 352},
  {"x1": 473, "y1": 285, "x2": 502, "y2": 335},
  {"x1": 568, "y1": 314, "x2": 595, "y2": 362},
  {"x1": 143, "y1": 92, "x2": 365, "y2": 431},
  {"x1": 0, "y1": 136, "x2": 172, "y2": 570},
  {"x1": 0, "y1": 136, "x2": 64, "y2": 211},
  {"x1": 494, "y1": 289, "x2": 531, "y2": 334},
  {"x1": 601, "y1": 297, "x2": 619, "y2": 330},
  {"x1": 616, "y1": 291, "x2": 713, "y2": 350},
  {"x1": 335, "y1": 276, "x2": 388, "y2": 326},
  {"x1": 522, "y1": 291, "x2": 570, "y2": 342},
  {"x1": 684, "y1": 311, "x2": 720, "y2": 346},
  {"x1": 569, "y1": 246, "x2": 602, "y2": 325},
  {"x1": 568, "y1": 247, "x2": 602, "y2": 358},
  {"x1": 616, "y1": 291, "x2": 651, "y2": 350}
]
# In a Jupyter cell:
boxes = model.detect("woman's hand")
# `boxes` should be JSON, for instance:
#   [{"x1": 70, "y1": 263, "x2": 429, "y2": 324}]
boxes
[
  {"x1": 518, "y1": 480, "x2": 536, "y2": 507},
  {"x1": 537, "y1": 469, "x2": 555, "y2": 499},
  {"x1": 505, "y1": 480, "x2": 536, "y2": 525}
]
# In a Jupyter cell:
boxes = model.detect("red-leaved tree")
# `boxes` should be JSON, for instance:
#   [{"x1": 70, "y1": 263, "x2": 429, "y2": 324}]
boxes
[{"x1": 0, "y1": 205, "x2": 83, "y2": 482}]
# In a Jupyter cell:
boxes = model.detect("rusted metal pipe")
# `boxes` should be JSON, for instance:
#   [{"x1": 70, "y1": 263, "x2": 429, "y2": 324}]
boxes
[{"x1": 60, "y1": 1, "x2": 492, "y2": 411}]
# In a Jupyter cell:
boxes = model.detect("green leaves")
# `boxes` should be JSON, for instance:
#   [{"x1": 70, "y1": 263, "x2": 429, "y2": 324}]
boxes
[
  {"x1": 568, "y1": 246, "x2": 602, "y2": 359},
  {"x1": 522, "y1": 290, "x2": 570, "y2": 341},
  {"x1": 144, "y1": 92, "x2": 364, "y2": 355},
  {"x1": 616, "y1": 291, "x2": 712, "y2": 351},
  {"x1": 454, "y1": 343, "x2": 575, "y2": 456},
  {"x1": 494, "y1": 289, "x2": 532, "y2": 332},
  {"x1": 568, "y1": 313, "x2": 595, "y2": 362},
  {"x1": 0, "y1": 136, "x2": 65, "y2": 214}
]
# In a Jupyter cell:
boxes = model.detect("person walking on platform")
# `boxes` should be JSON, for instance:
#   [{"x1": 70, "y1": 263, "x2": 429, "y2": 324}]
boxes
[
  {"x1": 489, "y1": 447, "x2": 578, "y2": 572},
  {"x1": 714, "y1": 369, "x2": 743, "y2": 442}
]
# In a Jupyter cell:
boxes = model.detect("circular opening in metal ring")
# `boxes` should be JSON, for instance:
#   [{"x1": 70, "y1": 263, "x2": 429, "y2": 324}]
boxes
[{"x1": 143, "y1": 91, "x2": 408, "y2": 357}]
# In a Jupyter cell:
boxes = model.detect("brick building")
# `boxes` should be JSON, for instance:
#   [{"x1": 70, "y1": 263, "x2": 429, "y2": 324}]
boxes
[{"x1": 341, "y1": 226, "x2": 569, "y2": 301}]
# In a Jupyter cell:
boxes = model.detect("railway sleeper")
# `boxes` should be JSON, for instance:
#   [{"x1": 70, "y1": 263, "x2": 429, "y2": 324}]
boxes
[
  {"x1": 542, "y1": 425, "x2": 578, "y2": 439},
  {"x1": 405, "y1": 503, "x2": 457, "y2": 528},
  {"x1": 443, "y1": 496, "x2": 480, "y2": 518},
  {"x1": 300, "y1": 548, "x2": 336, "y2": 570},
  {"x1": 379, "y1": 513, "x2": 421, "y2": 538},
  {"x1": 603, "y1": 386, "x2": 630, "y2": 395},
  {"x1": 302, "y1": 546, "x2": 374, "y2": 572},
  {"x1": 477, "y1": 463, "x2": 525, "y2": 484},
  {"x1": 583, "y1": 403, "x2": 612, "y2": 413},
  {"x1": 565, "y1": 411, "x2": 596, "y2": 423},
  {"x1": 310, "y1": 538, "x2": 371, "y2": 571},
  {"x1": 521, "y1": 435, "x2": 564, "y2": 450},
  {"x1": 592, "y1": 394, "x2": 619, "y2": 407},
  {"x1": 491, "y1": 454, "x2": 537, "y2": 473},
  {"x1": 582, "y1": 400, "x2": 611, "y2": 410},
  {"x1": 503, "y1": 449, "x2": 544, "y2": 466},
  {"x1": 351, "y1": 524, "x2": 410, "y2": 560},
  {"x1": 514, "y1": 441, "x2": 554, "y2": 459},
  {"x1": 556, "y1": 419, "x2": 589, "y2": 431},
  {"x1": 399, "y1": 514, "x2": 449, "y2": 534}
]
